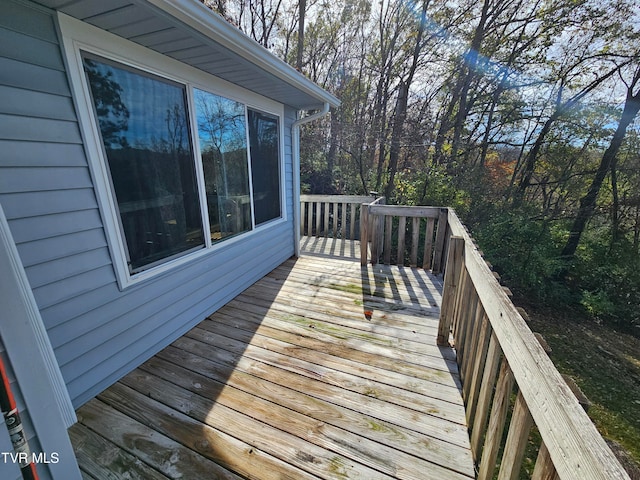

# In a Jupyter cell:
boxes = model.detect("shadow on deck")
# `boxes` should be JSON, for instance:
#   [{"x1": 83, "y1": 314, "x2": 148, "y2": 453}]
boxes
[{"x1": 69, "y1": 245, "x2": 475, "y2": 480}]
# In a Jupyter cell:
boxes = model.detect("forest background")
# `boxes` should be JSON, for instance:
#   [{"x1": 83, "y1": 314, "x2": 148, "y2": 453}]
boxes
[{"x1": 202, "y1": 0, "x2": 640, "y2": 470}]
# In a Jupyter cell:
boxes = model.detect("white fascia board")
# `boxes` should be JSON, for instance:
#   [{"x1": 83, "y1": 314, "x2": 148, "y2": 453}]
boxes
[{"x1": 140, "y1": 0, "x2": 340, "y2": 109}]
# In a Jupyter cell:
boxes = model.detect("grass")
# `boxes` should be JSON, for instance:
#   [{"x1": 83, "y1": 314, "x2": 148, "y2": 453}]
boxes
[{"x1": 521, "y1": 299, "x2": 640, "y2": 477}]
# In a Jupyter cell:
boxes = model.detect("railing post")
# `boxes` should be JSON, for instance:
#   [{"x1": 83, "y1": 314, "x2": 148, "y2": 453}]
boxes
[
  {"x1": 370, "y1": 212, "x2": 379, "y2": 265},
  {"x1": 432, "y1": 208, "x2": 449, "y2": 274},
  {"x1": 360, "y1": 203, "x2": 369, "y2": 266},
  {"x1": 437, "y1": 236, "x2": 465, "y2": 346}
]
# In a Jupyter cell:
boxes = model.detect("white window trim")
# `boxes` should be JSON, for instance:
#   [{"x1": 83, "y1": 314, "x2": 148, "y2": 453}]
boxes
[{"x1": 58, "y1": 13, "x2": 286, "y2": 290}]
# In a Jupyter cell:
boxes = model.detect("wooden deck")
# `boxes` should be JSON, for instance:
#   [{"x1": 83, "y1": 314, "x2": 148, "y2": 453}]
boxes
[
  {"x1": 70, "y1": 246, "x2": 475, "y2": 479},
  {"x1": 299, "y1": 234, "x2": 363, "y2": 260}
]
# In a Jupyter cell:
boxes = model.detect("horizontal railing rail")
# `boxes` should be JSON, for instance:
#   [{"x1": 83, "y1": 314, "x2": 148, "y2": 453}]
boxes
[
  {"x1": 300, "y1": 194, "x2": 376, "y2": 240},
  {"x1": 437, "y1": 209, "x2": 630, "y2": 480}
]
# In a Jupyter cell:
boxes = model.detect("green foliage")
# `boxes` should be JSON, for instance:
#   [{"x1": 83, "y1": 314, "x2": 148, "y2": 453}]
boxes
[
  {"x1": 472, "y1": 206, "x2": 570, "y2": 302},
  {"x1": 570, "y1": 229, "x2": 640, "y2": 330},
  {"x1": 418, "y1": 166, "x2": 472, "y2": 215}
]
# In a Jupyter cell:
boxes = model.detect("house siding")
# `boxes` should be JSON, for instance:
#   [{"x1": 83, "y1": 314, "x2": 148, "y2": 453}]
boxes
[{"x1": 0, "y1": 0, "x2": 297, "y2": 408}]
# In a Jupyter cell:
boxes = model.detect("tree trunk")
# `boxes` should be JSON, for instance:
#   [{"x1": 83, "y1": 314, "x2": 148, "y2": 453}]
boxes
[
  {"x1": 561, "y1": 80, "x2": 640, "y2": 259},
  {"x1": 296, "y1": 0, "x2": 306, "y2": 70},
  {"x1": 515, "y1": 65, "x2": 626, "y2": 203},
  {"x1": 450, "y1": 0, "x2": 491, "y2": 166},
  {"x1": 384, "y1": 0, "x2": 429, "y2": 200}
]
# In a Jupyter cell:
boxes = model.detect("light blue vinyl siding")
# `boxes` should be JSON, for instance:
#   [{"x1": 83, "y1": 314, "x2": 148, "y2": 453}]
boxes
[{"x1": 0, "y1": 0, "x2": 296, "y2": 408}]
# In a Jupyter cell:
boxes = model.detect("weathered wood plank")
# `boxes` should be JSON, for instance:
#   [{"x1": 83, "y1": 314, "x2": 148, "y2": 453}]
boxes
[
  {"x1": 423, "y1": 217, "x2": 435, "y2": 269},
  {"x1": 290, "y1": 254, "x2": 444, "y2": 294},
  {"x1": 299, "y1": 235, "x2": 362, "y2": 259},
  {"x1": 432, "y1": 208, "x2": 449, "y2": 274},
  {"x1": 477, "y1": 360, "x2": 515, "y2": 480},
  {"x1": 185, "y1": 327, "x2": 469, "y2": 446},
  {"x1": 466, "y1": 314, "x2": 492, "y2": 427},
  {"x1": 135, "y1": 358, "x2": 471, "y2": 480},
  {"x1": 117, "y1": 371, "x2": 398, "y2": 480},
  {"x1": 232, "y1": 280, "x2": 441, "y2": 346},
  {"x1": 97, "y1": 382, "x2": 320, "y2": 480},
  {"x1": 315, "y1": 201, "x2": 321, "y2": 236},
  {"x1": 397, "y1": 216, "x2": 406, "y2": 266},
  {"x1": 360, "y1": 203, "x2": 369, "y2": 265},
  {"x1": 411, "y1": 217, "x2": 420, "y2": 267},
  {"x1": 69, "y1": 423, "x2": 171, "y2": 480},
  {"x1": 497, "y1": 391, "x2": 535, "y2": 480},
  {"x1": 208, "y1": 310, "x2": 459, "y2": 400},
  {"x1": 69, "y1": 253, "x2": 475, "y2": 480},
  {"x1": 368, "y1": 205, "x2": 441, "y2": 218},
  {"x1": 438, "y1": 237, "x2": 464, "y2": 346},
  {"x1": 200, "y1": 316, "x2": 464, "y2": 422},
  {"x1": 301, "y1": 194, "x2": 376, "y2": 204},
  {"x1": 153, "y1": 346, "x2": 475, "y2": 478},
  {"x1": 76, "y1": 399, "x2": 244, "y2": 480},
  {"x1": 306, "y1": 202, "x2": 313, "y2": 236},
  {"x1": 350, "y1": 203, "x2": 356, "y2": 239},
  {"x1": 228, "y1": 284, "x2": 440, "y2": 340},
  {"x1": 279, "y1": 259, "x2": 442, "y2": 308},
  {"x1": 470, "y1": 332, "x2": 502, "y2": 459},
  {"x1": 324, "y1": 202, "x2": 330, "y2": 237},
  {"x1": 223, "y1": 293, "x2": 456, "y2": 372},
  {"x1": 461, "y1": 302, "x2": 484, "y2": 399},
  {"x1": 532, "y1": 442, "x2": 560, "y2": 480},
  {"x1": 384, "y1": 215, "x2": 392, "y2": 264}
]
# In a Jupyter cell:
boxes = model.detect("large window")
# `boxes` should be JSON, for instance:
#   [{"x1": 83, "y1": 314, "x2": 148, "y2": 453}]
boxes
[
  {"x1": 83, "y1": 55, "x2": 204, "y2": 273},
  {"x1": 80, "y1": 52, "x2": 283, "y2": 279},
  {"x1": 248, "y1": 109, "x2": 281, "y2": 225}
]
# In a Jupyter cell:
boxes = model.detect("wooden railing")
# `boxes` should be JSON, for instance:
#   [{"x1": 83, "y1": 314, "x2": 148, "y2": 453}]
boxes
[
  {"x1": 305, "y1": 195, "x2": 629, "y2": 478},
  {"x1": 300, "y1": 194, "x2": 376, "y2": 240},
  {"x1": 359, "y1": 201, "x2": 450, "y2": 274},
  {"x1": 436, "y1": 209, "x2": 630, "y2": 480}
]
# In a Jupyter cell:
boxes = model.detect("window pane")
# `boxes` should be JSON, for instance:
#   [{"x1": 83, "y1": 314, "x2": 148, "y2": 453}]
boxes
[
  {"x1": 194, "y1": 89, "x2": 251, "y2": 242},
  {"x1": 248, "y1": 109, "x2": 281, "y2": 225},
  {"x1": 82, "y1": 54, "x2": 204, "y2": 273}
]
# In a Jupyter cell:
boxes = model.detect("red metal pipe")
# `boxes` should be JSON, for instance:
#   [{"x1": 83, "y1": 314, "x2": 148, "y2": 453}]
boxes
[{"x1": 0, "y1": 355, "x2": 39, "y2": 480}]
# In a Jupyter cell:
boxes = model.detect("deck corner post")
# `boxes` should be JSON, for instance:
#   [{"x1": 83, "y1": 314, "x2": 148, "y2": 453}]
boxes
[
  {"x1": 437, "y1": 236, "x2": 465, "y2": 346},
  {"x1": 432, "y1": 208, "x2": 449, "y2": 275},
  {"x1": 360, "y1": 203, "x2": 369, "y2": 266}
]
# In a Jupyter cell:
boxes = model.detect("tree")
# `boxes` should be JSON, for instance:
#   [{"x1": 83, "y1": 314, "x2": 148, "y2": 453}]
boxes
[{"x1": 562, "y1": 64, "x2": 640, "y2": 259}]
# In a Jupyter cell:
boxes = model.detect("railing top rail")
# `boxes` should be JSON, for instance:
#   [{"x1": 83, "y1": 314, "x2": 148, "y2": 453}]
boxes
[
  {"x1": 368, "y1": 204, "x2": 443, "y2": 218},
  {"x1": 446, "y1": 209, "x2": 630, "y2": 480},
  {"x1": 300, "y1": 194, "x2": 376, "y2": 204},
  {"x1": 368, "y1": 196, "x2": 386, "y2": 206}
]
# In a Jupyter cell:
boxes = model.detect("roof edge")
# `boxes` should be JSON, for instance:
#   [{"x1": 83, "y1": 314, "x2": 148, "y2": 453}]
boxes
[{"x1": 141, "y1": 0, "x2": 340, "y2": 108}]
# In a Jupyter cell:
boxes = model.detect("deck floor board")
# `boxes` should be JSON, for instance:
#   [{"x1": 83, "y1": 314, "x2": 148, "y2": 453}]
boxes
[{"x1": 70, "y1": 244, "x2": 475, "y2": 479}]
